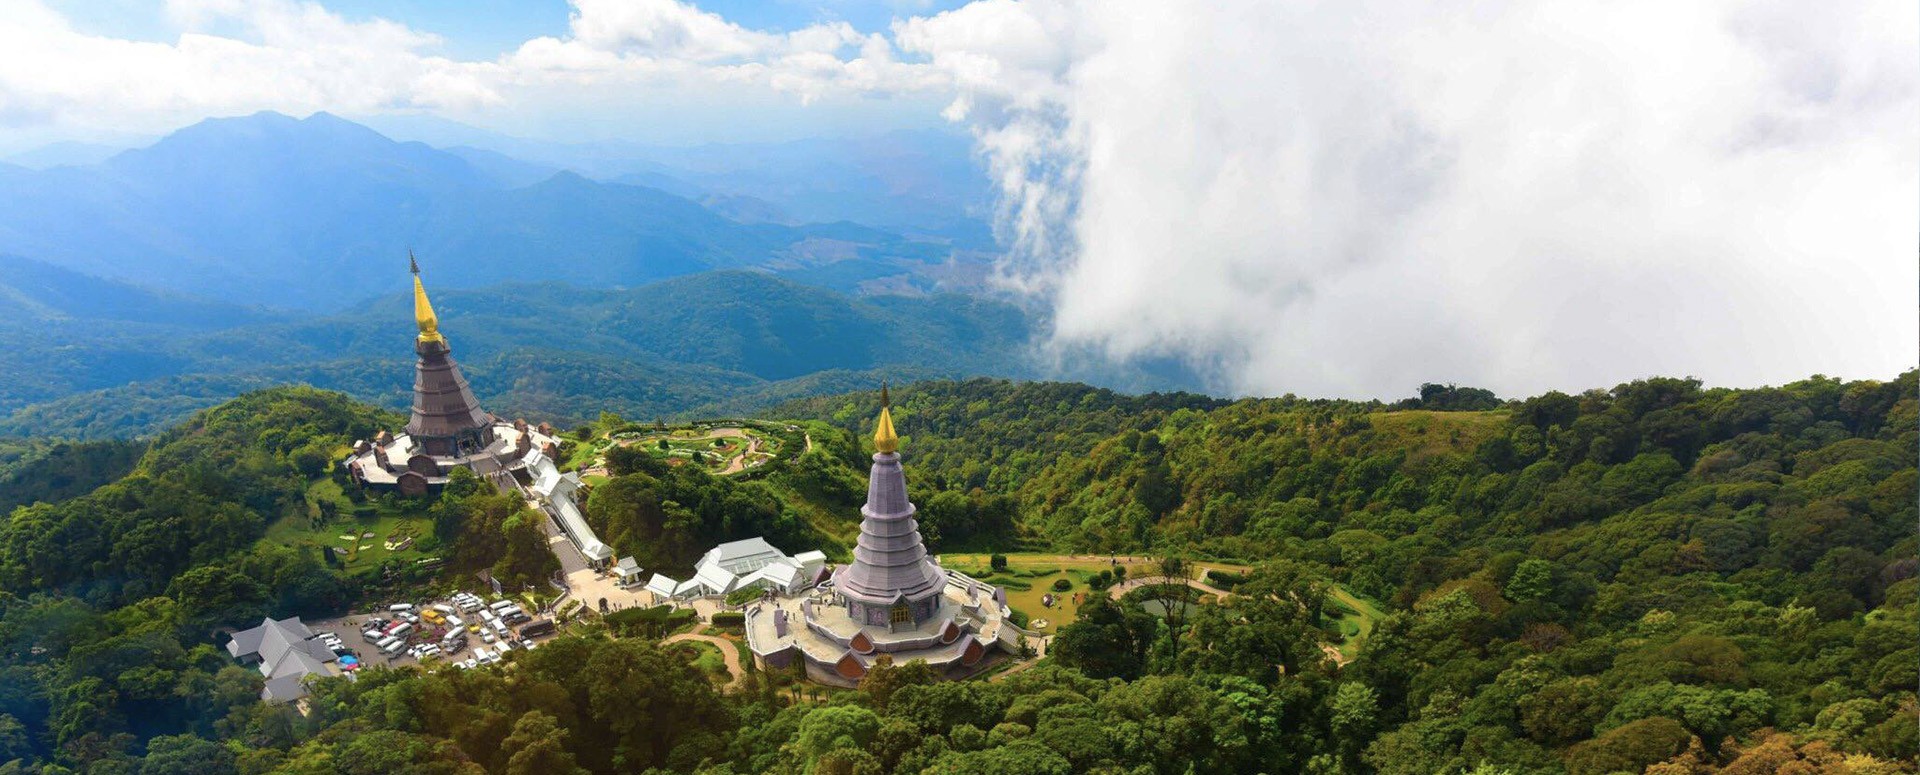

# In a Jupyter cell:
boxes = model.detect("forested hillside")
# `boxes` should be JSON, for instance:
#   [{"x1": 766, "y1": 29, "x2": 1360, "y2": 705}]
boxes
[
  {"x1": 778, "y1": 373, "x2": 1918, "y2": 772},
  {"x1": 0, "y1": 373, "x2": 1910, "y2": 773},
  {"x1": 0, "y1": 270, "x2": 1059, "y2": 438}
]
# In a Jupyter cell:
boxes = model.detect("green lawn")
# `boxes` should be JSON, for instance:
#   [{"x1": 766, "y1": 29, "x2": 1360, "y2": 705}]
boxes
[
  {"x1": 596, "y1": 424, "x2": 782, "y2": 475},
  {"x1": 936, "y1": 553, "x2": 1385, "y2": 657},
  {"x1": 939, "y1": 553, "x2": 1170, "y2": 635},
  {"x1": 671, "y1": 640, "x2": 731, "y2": 685},
  {"x1": 260, "y1": 480, "x2": 437, "y2": 576},
  {"x1": 1326, "y1": 584, "x2": 1387, "y2": 660}
]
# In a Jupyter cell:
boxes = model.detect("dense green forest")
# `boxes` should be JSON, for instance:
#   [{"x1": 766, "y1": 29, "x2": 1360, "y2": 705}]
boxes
[
  {"x1": 0, "y1": 373, "x2": 1911, "y2": 774},
  {"x1": 0, "y1": 266, "x2": 1046, "y2": 438}
]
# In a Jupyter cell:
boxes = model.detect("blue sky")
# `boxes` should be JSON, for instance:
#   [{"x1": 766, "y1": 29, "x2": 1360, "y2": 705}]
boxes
[{"x1": 46, "y1": 0, "x2": 972, "y2": 59}]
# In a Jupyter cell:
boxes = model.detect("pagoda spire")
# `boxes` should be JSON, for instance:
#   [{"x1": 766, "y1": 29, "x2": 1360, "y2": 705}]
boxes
[
  {"x1": 873, "y1": 381, "x2": 898, "y2": 453},
  {"x1": 832, "y1": 383, "x2": 945, "y2": 629},
  {"x1": 410, "y1": 250, "x2": 445, "y2": 344}
]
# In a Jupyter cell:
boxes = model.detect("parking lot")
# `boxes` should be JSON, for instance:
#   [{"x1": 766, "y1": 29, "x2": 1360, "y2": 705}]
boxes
[{"x1": 308, "y1": 590, "x2": 564, "y2": 672}]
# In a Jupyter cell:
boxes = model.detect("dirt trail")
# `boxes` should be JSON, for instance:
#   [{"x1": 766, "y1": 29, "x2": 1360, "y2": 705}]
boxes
[{"x1": 663, "y1": 633, "x2": 746, "y2": 688}]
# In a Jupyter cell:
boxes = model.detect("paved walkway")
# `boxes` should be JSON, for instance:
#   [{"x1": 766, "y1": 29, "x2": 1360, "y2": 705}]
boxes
[
  {"x1": 663, "y1": 633, "x2": 745, "y2": 689},
  {"x1": 1107, "y1": 575, "x2": 1233, "y2": 600},
  {"x1": 986, "y1": 633, "x2": 1049, "y2": 682}
]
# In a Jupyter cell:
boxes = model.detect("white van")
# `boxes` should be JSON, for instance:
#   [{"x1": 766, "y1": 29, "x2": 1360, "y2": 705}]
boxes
[
  {"x1": 489, "y1": 600, "x2": 516, "y2": 613},
  {"x1": 383, "y1": 639, "x2": 406, "y2": 655},
  {"x1": 376, "y1": 635, "x2": 399, "y2": 650},
  {"x1": 444, "y1": 614, "x2": 464, "y2": 628},
  {"x1": 431, "y1": 603, "x2": 455, "y2": 615},
  {"x1": 492, "y1": 619, "x2": 511, "y2": 636}
]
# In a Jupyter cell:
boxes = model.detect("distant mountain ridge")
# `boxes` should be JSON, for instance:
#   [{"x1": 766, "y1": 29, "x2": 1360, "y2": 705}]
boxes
[
  {"x1": 0, "y1": 268, "x2": 1100, "y2": 438},
  {"x1": 0, "y1": 111, "x2": 991, "y2": 309}
]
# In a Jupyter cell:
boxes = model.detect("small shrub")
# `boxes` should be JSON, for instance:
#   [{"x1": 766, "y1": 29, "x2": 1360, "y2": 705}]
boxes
[
  {"x1": 1206, "y1": 570, "x2": 1247, "y2": 589},
  {"x1": 711, "y1": 611, "x2": 745, "y2": 628},
  {"x1": 1113, "y1": 565, "x2": 1127, "y2": 580},
  {"x1": 1051, "y1": 578, "x2": 1072, "y2": 592},
  {"x1": 725, "y1": 587, "x2": 764, "y2": 607},
  {"x1": 1089, "y1": 570, "x2": 1113, "y2": 590},
  {"x1": 990, "y1": 554, "x2": 1008, "y2": 571}
]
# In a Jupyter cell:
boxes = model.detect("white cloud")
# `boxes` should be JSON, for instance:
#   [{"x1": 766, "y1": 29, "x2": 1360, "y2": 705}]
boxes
[
  {"x1": 906, "y1": 0, "x2": 1918, "y2": 398},
  {"x1": 0, "y1": 0, "x2": 1909, "y2": 398}
]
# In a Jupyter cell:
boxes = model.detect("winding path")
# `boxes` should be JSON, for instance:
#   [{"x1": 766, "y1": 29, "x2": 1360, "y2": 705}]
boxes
[
  {"x1": 1106, "y1": 575, "x2": 1233, "y2": 600},
  {"x1": 662, "y1": 633, "x2": 746, "y2": 689}
]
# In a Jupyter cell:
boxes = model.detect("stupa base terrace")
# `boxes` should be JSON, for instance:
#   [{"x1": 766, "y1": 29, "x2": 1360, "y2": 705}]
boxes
[
  {"x1": 745, "y1": 567, "x2": 1017, "y2": 687},
  {"x1": 343, "y1": 420, "x2": 561, "y2": 497}
]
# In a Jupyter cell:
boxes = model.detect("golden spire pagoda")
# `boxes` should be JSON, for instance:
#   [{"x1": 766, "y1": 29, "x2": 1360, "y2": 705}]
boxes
[
  {"x1": 873, "y1": 381, "x2": 898, "y2": 453},
  {"x1": 410, "y1": 250, "x2": 444, "y2": 344}
]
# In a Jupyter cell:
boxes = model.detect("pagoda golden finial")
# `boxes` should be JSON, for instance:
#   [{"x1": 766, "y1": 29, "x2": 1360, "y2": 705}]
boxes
[
  {"x1": 873, "y1": 381, "x2": 898, "y2": 454},
  {"x1": 411, "y1": 250, "x2": 445, "y2": 344}
]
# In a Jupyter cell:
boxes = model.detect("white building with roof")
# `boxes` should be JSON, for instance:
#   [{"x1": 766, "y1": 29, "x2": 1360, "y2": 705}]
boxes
[
  {"x1": 524, "y1": 450, "x2": 614, "y2": 565},
  {"x1": 647, "y1": 538, "x2": 827, "y2": 599},
  {"x1": 225, "y1": 616, "x2": 340, "y2": 704}
]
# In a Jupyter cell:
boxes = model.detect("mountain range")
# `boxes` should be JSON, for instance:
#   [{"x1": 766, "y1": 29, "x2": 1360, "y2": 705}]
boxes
[
  {"x1": 0, "y1": 111, "x2": 1201, "y2": 438},
  {"x1": 0, "y1": 259, "x2": 1090, "y2": 437},
  {"x1": 0, "y1": 111, "x2": 991, "y2": 309}
]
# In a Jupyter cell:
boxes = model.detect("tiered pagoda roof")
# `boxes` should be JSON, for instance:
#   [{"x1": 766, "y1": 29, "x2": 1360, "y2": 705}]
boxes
[{"x1": 403, "y1": 254, "x2": 494, "y2": 457}]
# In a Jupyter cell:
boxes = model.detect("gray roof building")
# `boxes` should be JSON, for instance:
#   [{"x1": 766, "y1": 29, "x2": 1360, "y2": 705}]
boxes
[{"x1": 225, "y1": 616, "x2": 338, "y2": 704}]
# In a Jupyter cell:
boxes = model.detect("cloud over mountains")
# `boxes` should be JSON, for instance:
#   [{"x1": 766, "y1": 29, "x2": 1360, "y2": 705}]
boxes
[{"x1": 2, "y1": 0, "x2": 1911, "y2": 398}]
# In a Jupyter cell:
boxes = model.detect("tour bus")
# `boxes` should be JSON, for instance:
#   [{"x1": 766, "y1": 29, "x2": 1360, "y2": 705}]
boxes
[
  {"x1": 489, "y1": 600, "x2": 516, "y2": 613},
  {"x1": 376, "y1": 635, "x2": 399, "y2": 651},
  {"x1": 520, "y1": 619, "x2": 555, "y2": 638},
  {"x1": 444, "y1": 614, "x2": 464, "y2": 628},
  {"x1": 431, "y1": 603, "x2": 455, "y2": 615},
  {"x1": 386, "y1": 622, "x2": 414, "y2": 638},
  {"x1": 382, "y1": 639, "x2": 406, "y2": 655},
  {"x1": 387, "y1": 603, "x2": 414, "y2": 612}
]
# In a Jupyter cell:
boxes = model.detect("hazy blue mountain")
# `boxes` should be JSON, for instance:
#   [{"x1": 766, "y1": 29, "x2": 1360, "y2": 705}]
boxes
[
  {"x1": 2, "y1": 140, "x2": 132, "y2": 169},
  {"x1": 608, "y1": 129, "x2": 995, "y2": 245},
  {"x1": 357, "y1": 112, "x2": 992, "y2": 241},
  {"x1": 0, "y1": 254, "x2": 272, "y2": 328},
  {"x1": 0, "y1": 112, "x2": 989, "y2": 309}
]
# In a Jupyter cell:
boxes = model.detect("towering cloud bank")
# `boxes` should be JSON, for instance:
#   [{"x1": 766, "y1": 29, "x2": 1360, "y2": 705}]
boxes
[{"x1": 904, "y1": 0, "x2": 1918, "y2": 397}]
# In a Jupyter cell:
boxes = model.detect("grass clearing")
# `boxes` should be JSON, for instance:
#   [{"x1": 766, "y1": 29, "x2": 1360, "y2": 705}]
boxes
[
  {"x1": 261, "y1": 481, "x2": 437, "y2": 577},
  {"x1": 1327, "y1": 584, "x2": 1386, "y2": 659}
]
